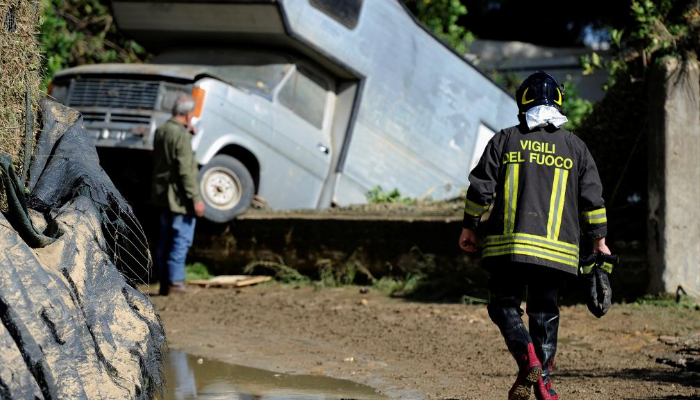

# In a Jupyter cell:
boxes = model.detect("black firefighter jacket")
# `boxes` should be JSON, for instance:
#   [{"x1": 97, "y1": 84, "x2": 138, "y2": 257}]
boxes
[{"x1": 463, "y1": 123, "x2": 607, "y2": 275}]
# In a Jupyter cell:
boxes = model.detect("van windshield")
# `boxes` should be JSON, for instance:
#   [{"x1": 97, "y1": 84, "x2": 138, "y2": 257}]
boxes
[
  {"x1": 202, "y1": 64, "x2": 290, "y2": 98},
  {"x1": 158, "y1": 64, "x2": 290, "y2": 98},
  {"x1": 152, "y1": 50, "x2": 292, "y2": 98}
]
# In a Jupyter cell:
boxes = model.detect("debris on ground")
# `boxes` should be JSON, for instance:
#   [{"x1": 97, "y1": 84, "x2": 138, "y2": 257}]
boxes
[
  {"x1": 188, "y1": 275, "x2": 273, "y2": 288},
  {"x1": 656, "y1": 332, "x2": 700, "y2": 372}
]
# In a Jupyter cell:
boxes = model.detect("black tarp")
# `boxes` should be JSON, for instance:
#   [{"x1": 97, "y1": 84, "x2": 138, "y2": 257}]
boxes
[{"x1": 0, "y1": 100, "x2": 164, "y2": 400}]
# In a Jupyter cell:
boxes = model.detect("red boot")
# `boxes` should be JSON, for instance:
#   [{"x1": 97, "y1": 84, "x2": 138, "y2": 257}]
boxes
[
  {"x1": 534, "y1": 374, "x2": 559, "y2": 400},
  {"x1": 508, "y1": 343, "x2": 543, "y2": 400}
]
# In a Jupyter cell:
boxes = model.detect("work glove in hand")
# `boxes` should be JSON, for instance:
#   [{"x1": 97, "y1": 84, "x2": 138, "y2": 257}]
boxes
[{"x1": 579, "y1": 253, "x2": 618, "y2": 318}]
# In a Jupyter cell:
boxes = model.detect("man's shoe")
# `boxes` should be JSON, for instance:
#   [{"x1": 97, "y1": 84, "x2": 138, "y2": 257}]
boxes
[
  {"x1": 169, "y1": 282, "x2": 188, "y2": 293},
  {"x1": 508, "y1": 343, "x2": 543, "y2": 400},
  {"x1": 534, "y1": 375, "x2": 559, "y2": 400}
]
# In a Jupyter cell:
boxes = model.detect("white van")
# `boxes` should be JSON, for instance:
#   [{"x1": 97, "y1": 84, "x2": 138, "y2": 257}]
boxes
[{"x1": 49, "y1": 0, "x2": 518, "y2": 223}]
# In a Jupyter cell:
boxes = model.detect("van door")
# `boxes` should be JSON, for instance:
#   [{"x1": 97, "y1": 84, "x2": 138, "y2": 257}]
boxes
[{"x1": 272, "y1": 65, "x2": 335, "y2": 207}]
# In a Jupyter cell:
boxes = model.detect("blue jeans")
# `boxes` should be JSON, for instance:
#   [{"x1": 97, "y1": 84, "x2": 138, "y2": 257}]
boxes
[{"x1": 157, "y1": 209, "x2": 196, "y2": 284}]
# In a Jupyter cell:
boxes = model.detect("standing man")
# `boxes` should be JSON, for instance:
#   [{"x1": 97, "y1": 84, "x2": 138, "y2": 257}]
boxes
[
  {"x1": 151, "y1": 94, "x2": 205, "y2": 296},
  {"x1": 459, "y1": 71, "x2": 611, "y2": 400}
]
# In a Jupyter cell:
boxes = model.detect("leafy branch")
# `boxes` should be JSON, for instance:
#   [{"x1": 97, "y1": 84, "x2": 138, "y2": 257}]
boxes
[
  {"x1": 581, "y1": 0, "x2": 700, "y2": 89},
  {"x1": 402, "y1": 0, "x2": 474, "y2": 53},
  {"x1": 39, "y1": 0, "x2": 151, "y2": 88}
]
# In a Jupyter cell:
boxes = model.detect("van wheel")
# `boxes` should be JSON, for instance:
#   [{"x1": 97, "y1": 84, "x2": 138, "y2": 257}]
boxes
[{"x1": 199, "y1": 155, "x2": 254, "y2": 223}]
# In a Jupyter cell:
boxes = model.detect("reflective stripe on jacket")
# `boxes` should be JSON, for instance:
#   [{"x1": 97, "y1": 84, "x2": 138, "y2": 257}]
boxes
[{"x1": 463, "y1": 124, "x2": 606, "y2": 274}]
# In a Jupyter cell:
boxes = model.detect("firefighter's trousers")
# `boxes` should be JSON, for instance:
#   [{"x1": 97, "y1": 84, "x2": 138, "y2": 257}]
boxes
[{"x1": 486, "y1": 263, "x2": 568, "y2": 375}]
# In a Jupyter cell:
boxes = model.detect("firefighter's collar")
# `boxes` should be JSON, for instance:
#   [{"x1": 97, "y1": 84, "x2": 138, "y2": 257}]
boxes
[{"x1": 525, "y1": 105, "x2": 568, "y2": 130}]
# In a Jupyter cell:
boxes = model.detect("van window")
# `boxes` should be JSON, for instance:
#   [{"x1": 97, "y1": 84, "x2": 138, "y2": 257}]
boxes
[
  {"x1": 209, "y1": 64, "x2": 290, "y2": 98},
  {"x1": 310, "y1": 0, "x2": 363, "y2": 29},
  {"x1": 278, "y1": 67, "x2": 328, "y2": 129},
  {"x1": 152, "y1": 50, "x2": 292, "y2": 99}
]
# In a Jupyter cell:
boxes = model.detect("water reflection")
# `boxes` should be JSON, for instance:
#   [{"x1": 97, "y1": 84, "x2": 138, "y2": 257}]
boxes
[
  {"x1": 159, "y1": 350, "x2": 392, "y2": 400},
  {"x1": 167, "y1": 351, "x2": 197, "y2": 399}
]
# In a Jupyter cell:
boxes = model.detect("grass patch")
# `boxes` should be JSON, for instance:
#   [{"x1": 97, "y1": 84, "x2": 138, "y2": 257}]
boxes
[
  {"x1": 634, "y1": 292, "x2": 699, "y2": 310},
  {"x1": 312, "y1": 256, "x2": 426, "y2": 297},
  {"x1": 244, "y1": 259, "x2": 311, "y2": 285},
  {"x1": 372, "y1": 273, "x2": 425, "y2": 297},
  {"x1": 238, "y1": 249, "x2": 485, "y2": 301},
  {"x1": 0, "y1": 0, "x2": 42, "y2": 207},
  {"x1": 316, "y1": 258, "x2": 359, "y2": 288},
  {"x1": 185, "y1": 262, "x2": 214, "y2": 282}
]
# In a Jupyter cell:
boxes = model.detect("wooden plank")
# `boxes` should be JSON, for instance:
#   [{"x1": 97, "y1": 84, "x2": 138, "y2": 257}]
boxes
[
  {"x1": 232, "y1": 276, "x2": 273, "y2": 287},
  {"x1": 188, "y1": 275, "x2": 272, "y2": 288}
]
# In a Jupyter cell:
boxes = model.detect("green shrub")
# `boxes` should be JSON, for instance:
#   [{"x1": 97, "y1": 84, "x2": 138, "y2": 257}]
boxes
[
  {"x1": 367, "y1": 186, "x2": 413, "y2": 204},
  {"x1": 185, "y1": 262, "x2": 214, "y2": 281}
]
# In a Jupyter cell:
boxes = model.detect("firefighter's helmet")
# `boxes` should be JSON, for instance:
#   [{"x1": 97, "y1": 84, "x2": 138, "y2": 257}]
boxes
[{"x1": 515, "y1": 71, "x2": 564, "y2": 113}]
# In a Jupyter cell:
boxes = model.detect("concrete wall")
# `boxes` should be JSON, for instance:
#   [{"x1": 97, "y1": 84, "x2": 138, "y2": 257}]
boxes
[
  {"x1": 185, "y1": 214, "x2": 649, "y2": 302},
  {"x1": 647, "y1": 57, "x2": 700, "y2": 297}
]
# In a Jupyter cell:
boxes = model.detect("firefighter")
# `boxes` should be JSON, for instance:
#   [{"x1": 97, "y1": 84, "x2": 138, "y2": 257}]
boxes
[{"x1": 458, "y1": 71, "x2": 611, "y2": 400}]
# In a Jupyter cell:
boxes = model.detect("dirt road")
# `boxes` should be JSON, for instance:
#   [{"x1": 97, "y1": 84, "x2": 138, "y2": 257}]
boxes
[{"x1": 148, "y1": 283, "x2": 699, "y2": 400}]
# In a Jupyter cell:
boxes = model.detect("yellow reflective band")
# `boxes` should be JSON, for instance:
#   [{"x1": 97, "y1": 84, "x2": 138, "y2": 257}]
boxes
[
  {"x1": 464, "y1": 207, "x2": 481, "y2": 217},
  {"x1": 554, "y1": 88, "x2": 562, "y2": 106},
  {"x1": 466, "y1": 199, "x2": 490, "y2": 211},
  {"x1": 579, "y1": 263, "x2": 595, "y2": 275},
  {"x1": 584, "y1": 208, "x2": 607, "y2": 225},
  {"x1": 503, "y1": 164, "x2": 520, "y2": 234},
  {"x1": 483, "y1": 243, "x2": 579, "y2": 268},
  {"x1": 579, "y1": 261, "x2": 614, "y2": 274},
  {"x1": 546, "y1": 168, "x2": 569, "y2": 240},
  {"x1": 601, "y1": 262, "x2": 614, "y2": 274},
  {"x1": 512, "y1": 165, "x2": 519, "y2": 232},
  {"x1": 464, "y1": 199, "x2": 490, "y2": 217},
  {"x1": 521, "y1": 87, "x2": 535, "y2": 105},
  {"x1": 486, "y1": 232, "x2": 579, "y2": 252},
  {"x1": 554, "y1": 169, "x2": 568, "y2": 239},
  {"x1": 586, "y1": 208, "x2": 606, "y2": 216},
  {"x1": 485, "y1": 233, "x2": 579, "y2": 256},
  {"x1": 546, "y1": 168, "x2": 560, "y2": 238}
]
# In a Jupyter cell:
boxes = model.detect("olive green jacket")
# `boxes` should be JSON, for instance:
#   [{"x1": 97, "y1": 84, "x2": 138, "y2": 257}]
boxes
[{"x1": 151, "y1": 119, "x2": 201, "y2": 215}]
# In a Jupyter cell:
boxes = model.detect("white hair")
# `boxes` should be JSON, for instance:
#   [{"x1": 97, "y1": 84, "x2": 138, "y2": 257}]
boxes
[{"x1": 172, "y1": 94, "x2": 195, "y2": 116}]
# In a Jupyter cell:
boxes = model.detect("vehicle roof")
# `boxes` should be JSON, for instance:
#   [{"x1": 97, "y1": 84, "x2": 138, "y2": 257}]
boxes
[{"x1": 53, "y1": 63, "x2": 212, "y2": 81}]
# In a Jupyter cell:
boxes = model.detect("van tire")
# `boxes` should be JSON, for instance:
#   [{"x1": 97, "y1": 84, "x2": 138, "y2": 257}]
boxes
[{"x1": 199, "y1": 155, "x2": 255, "y2": 223}]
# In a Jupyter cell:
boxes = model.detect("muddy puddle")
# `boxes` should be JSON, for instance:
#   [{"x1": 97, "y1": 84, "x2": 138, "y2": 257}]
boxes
[{"x1": 159, "y1": 350, "x2": 393, "y2": 400}]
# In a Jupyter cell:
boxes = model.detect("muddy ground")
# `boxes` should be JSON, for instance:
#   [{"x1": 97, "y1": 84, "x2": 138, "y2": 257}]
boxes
[{"x1": 146, "y1": 283, "x2": 700, "y2": 400}]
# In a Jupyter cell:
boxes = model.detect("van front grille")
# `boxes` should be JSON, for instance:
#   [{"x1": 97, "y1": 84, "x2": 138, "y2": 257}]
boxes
[
  {"x1": 68, "y1": 79, "x2": 161, "y2": 110},
  {"x1": 80, "y1": 111, "x2": 151, "y2": 125}
]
